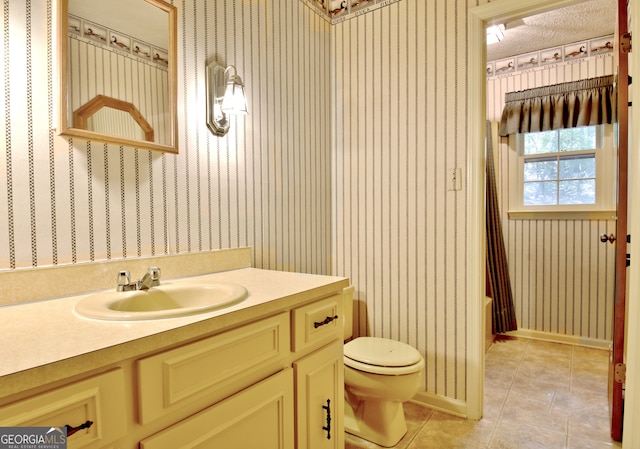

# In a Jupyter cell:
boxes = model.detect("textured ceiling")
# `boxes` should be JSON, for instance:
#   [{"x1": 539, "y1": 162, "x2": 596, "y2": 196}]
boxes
[{"x1": 486, "y1": 0, "x2": 617, "y2": 61}]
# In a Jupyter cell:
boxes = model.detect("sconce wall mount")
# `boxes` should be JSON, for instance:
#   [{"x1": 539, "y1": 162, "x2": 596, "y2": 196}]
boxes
[{"x1": 206, "y1": 62, "x2": 248, "y2": 137}]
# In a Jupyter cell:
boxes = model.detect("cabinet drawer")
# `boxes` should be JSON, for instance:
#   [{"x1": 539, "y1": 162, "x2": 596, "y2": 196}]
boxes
[
  {"x1": 140, "y1": 368, "x2": 294, "y2": 449},
  {"x1": 292, "y1": 294, "x2": 342, "y2": 352},
  {"x1": 0, "y1": 369, "x2": 127, "y2": 449},
  {"x1": 137, "y1": 312, "x2": 290, "y2": 424}
]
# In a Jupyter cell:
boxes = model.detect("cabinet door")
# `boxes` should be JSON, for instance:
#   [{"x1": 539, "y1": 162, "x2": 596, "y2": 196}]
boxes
[
  {"x1": 140, "y1": 369, "x2": 294, "y2": 449},
  {"x1": 294, "y1": 342, "x2": 344, "y2": 449}
]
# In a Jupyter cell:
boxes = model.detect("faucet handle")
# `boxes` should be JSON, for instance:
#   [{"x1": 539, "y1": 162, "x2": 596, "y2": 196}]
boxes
[
  {"x1": 148, "y1": 267, "x2": 161, "y2": 280},
  {"x1": 148, "y1": 267, "x2": 161, "y2": 286},
  {"x1": 116, "y1": 271, "x2": 131, "y2": 291}
]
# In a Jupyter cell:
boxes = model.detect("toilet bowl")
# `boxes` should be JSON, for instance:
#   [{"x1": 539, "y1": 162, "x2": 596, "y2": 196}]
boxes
[{"x1": 343, "y1": 336, "x2": 425, "y2": 447}]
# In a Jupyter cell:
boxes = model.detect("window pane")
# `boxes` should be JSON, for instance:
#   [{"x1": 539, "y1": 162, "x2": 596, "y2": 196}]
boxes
[
  {"x1": 524, "y1": 181, "x2": 557, "y2": 205},
  {"x1": 524, "y1": 130, "x2": 558, "y2": 155},
  {"x1": 524, "y1": 159, "x2": 557, "y2": 181},
  {"x1": 559, "y1": 154, "x2": 596, "y2": 179},
  {"x1": 559, "y1": 126, "x2": 597, "y2": 151},
  {"x1": 559, "y1": 180, "x2": 596, "y2": 204}
]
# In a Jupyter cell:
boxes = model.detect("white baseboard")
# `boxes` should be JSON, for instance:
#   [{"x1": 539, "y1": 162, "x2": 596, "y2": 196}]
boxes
[
  {"x1": 503, "y1": 329, "x2": 610, "y2": 350},
  {"x1": 411, "y1": 391, "x2": 470, "y2": 419}
]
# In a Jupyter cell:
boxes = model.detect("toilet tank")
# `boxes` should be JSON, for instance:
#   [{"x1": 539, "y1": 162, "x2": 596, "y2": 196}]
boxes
[{"x1": 342, "y1": 286, "x2": 355, "y2": 340}]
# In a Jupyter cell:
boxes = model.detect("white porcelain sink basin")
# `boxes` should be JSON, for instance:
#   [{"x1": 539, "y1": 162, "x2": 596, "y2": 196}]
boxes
[{"x1": 74, "y1": 281, "x2": 248, "y2": 321}]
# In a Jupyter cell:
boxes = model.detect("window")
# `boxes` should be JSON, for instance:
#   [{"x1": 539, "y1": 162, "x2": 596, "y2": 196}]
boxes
[{"x1": 509, "y1": 125, "x2": 616, "y2": 217}]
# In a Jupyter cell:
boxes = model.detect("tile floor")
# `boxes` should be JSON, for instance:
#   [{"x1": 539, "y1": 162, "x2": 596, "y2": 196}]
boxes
[{"x1": 345, "y1": 336, "x2": 622, "y2": 449}]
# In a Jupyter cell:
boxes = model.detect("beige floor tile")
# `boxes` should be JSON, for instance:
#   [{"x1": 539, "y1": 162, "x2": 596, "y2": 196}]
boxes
[
  {"x1": 487, "y1": 336, "x2": 529, "y2": 357},
  {"x1": 345, "y1": 439, "x2": 375, "y2": 449},
  {"x1": 571, "y1": 360, "x2": 609, "y2": 378},
  {"x1": 485, "y1": 367, "x2": 514, "y2": 387},
  {"x1": 500, "y1": 402, "x2": 568, "y2": 435},
  {"x1": 527, "y1": 339, "x2": 573, "y2": 353},
  {"x1": 523, "y1": 341, "x2": 573, "y2": 368},
  {"x1": 508, "y1": 376, "x2": 565, "y2": 404},
  {"x1": 570, "y1": 368, "x2": 609, "y2": 396},
  {"x1": 488, "y1": 420, "x2": 567, "y2": 449},
  {"x1": 551, "y1": 389, "x2": 609, "y2": 419},
  {"x1": 572, "y1": 346, "x2": 609, "y2": 364},
  {"x1": 411, "y1": 411, "x2": 493, "y2": 449},
  {"x1": 517, "y1": 360, "x2": 572, "y2": 387},
  {"x1": 483, "y1": 391, "x2": 507, "y2": 421},
  {"x1": 485, "y1": 354, "x2": 521, "y2": 372},
  {"x1": 501, "y1": 388, "x2": 555, "y2": 414},
  {"x1": 344, "y1": 402, "x2": 433, "y2": 449},
  {"x1": 567, "y1": 409, "x2": 614, "y2": 443},
  {"x1": 566, "y1": 435, "x2": 622, "y2": 449}
]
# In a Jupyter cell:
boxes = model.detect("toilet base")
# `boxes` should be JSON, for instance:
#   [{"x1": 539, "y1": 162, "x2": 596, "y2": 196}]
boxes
[{"x1": 344, "y1": 391, "x2": 407, "y2": 447}]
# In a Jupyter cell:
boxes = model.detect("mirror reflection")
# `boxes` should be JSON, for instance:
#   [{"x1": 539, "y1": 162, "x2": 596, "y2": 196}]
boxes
[
  {"x1": 58, "y1": 0, "x2": 177, "y2": 153},
  {"x1": 74, "y1": 95, "x2": 154, "y2": 142}
]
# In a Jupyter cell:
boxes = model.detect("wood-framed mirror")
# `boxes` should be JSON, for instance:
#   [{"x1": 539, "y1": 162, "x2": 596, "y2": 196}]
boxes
[{"x1": 55, "y1": 0, "x2": 178, "y2": 153}]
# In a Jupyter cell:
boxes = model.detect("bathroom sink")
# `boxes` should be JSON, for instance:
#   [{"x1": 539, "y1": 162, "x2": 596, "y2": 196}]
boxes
[{"x1": 74, "y1": 281, "x2": 249, "y2": 321}]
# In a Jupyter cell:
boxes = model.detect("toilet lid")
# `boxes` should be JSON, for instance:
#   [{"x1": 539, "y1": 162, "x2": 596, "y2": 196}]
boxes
[{"x1": 344, "y1": 337, "x2": 423, "y2": 368}]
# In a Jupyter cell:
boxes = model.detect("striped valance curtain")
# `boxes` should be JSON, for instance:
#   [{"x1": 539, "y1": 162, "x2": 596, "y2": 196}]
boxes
[{"x1": 498, "y1": 75, "x2": 615, "y2": 136}]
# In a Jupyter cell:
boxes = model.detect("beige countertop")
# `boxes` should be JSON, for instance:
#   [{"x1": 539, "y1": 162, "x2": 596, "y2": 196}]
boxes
[{"x1": 0, "y1": 267, "x2": 349, "y2": 397}]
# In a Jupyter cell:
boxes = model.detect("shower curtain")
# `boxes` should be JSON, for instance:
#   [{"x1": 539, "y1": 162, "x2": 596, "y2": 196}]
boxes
[{"x1": 486, "y1": 121, "x2": 518, "y2": 334}]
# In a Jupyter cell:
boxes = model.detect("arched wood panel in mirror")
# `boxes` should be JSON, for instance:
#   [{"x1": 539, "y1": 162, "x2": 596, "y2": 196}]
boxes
[{"x1": 55, "y1": 0, "x2": 178, "y2": 154}]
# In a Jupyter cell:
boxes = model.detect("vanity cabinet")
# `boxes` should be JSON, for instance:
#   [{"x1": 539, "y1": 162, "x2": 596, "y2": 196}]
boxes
[{"x1": 0, "y1": 279, "x2": 349, "y2": 449}]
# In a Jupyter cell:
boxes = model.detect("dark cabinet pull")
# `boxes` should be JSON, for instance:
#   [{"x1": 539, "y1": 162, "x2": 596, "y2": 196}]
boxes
[
  {"x1": 65, "y1": 420, "x2": 94, "y2": 437},
  {"x1": 314, "y1": 315, "x2": 338, "y2": 328},
  {"x1": 322, "y1": 399, "x2": 331, "y2": 440}
]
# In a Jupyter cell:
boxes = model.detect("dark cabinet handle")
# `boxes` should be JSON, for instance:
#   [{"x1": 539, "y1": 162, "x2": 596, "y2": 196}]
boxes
[
  {"x1": 322, "y1": 399, "x2": 331, "y2": 440},
  {"x1": 314, "y1": 315, "x2": 338, "y2": 328},
  {"x1": 65, "y1": 420, "x2": 94, "y2": 437}
]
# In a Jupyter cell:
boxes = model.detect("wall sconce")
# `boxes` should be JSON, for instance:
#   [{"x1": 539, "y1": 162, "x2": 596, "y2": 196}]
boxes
[
  {"x1": 486, "y1": 24, "x2": 505, "y2": 45},
  {"x1": 206, "y1": 63, "x2": 248, "y2": 137}
]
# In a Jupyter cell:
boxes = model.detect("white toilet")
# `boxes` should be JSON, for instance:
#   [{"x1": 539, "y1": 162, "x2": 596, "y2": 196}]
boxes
[{"x1": 341, "y1": 288, "x2": 425, "y2": 447}]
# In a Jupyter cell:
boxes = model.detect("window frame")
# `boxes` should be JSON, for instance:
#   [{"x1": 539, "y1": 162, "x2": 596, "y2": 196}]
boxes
[{"x1": 508, "y1": 124, "x2": 616, "y2": 219}]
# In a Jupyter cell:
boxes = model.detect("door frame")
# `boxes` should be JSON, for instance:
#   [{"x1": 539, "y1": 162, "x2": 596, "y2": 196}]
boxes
[
  {"x1": 467, "y1": 2, "x2": 640, "y2": 444},
  {"x1": 624, "y1": 0, "x2": 640, "y2": 446}
]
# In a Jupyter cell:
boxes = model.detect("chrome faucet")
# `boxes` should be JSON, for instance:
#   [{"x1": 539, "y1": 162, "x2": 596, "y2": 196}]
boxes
[{"x1": 116, "y1": 267, "x2": 161, "y2": 292}]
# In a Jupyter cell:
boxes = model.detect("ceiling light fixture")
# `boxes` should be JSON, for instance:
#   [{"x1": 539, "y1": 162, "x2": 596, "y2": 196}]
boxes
[{"x1": 486, "y1": 24, "x2": 505, "y2": 45}]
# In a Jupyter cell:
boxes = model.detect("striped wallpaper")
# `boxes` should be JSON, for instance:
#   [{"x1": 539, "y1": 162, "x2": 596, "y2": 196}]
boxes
[
  {"x1": 5, "y1": 0, "x2": 611, "y2": 412},
  {"x1": 3, "y1": 0, "x2": 479, "y2": 409},
  {"x1": 1, "y1": 0, "x2": 332, "y2": 274},
  {"x1": 332, "y1": 0, "x2": 471, "y2": 403},
  {"x1": 487, "y1": 52, "x2": 616, "y2": 343}
]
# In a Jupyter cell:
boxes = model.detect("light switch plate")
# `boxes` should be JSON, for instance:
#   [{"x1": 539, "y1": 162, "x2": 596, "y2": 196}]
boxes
[{"x1": 447, "y1": 168, "x2": 462, "y2": 191}]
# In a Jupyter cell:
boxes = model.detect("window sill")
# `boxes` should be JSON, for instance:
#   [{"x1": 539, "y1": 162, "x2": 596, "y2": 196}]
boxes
[{"x1": 507, "y1": 210, "x2": 617, "y2": 220}]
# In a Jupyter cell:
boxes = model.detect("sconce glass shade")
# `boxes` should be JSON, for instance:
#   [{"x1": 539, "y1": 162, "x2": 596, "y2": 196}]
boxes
[
  {"x1": 221, "y1": 74, "x2": 248, "y2": 115},
  {"x1": 205, "y1": 63, "x2": 248, "y2": 137}
]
